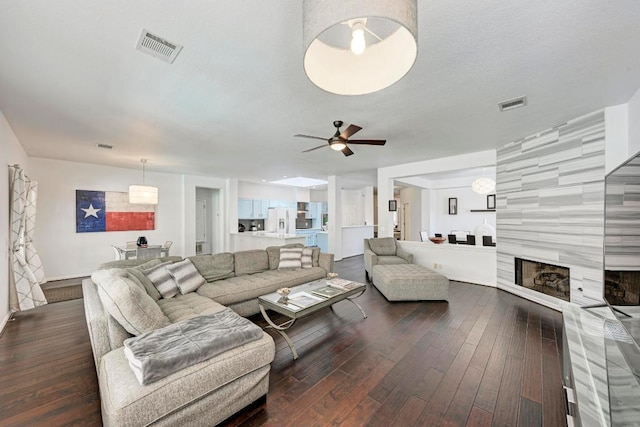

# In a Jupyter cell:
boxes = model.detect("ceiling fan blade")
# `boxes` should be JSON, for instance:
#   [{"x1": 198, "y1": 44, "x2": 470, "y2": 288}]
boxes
[
  {"x1": 339, "y1": 124, "x2": 362, "y2": 140},
  {"x1": 302, "y1": 144, "x2": 328, "y2": 153},
  {"x1": 294, "y1": 134, "x2": 328, "y2": 141},
  {"x1": 342, "y1": 146, "x2": 354, "y2": 156},
  {"x1": 347, "y1": 139, "x2": 387, "y2": 146}
]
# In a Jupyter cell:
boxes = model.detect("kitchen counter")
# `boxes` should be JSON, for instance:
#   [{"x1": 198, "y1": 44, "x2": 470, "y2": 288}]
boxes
[{"x1": 231, "y1": 232, "x2": 305, "y2": 251}]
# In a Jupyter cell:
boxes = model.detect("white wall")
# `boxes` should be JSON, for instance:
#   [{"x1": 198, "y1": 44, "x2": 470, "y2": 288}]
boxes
[
  {"x1": 29, "y1": 158, "x2": 184, "y2": 279},
  {"x1": 432, "y1": 184, "x2": 496, "y2": 239},
  {"x1": 238, "y1": 181, "x2": 301, "y2": 201},
  {"x1": 628, "y1": 86, "x2": 640, "y2": 156},
  {"x1": 1, "y1": 110, "x2": 30, "y2": 328},
  {"x1": 377, "y1": 150, "x2": 497, "y2": 237},
  {"x1": 341, "y1": 189, "x2": 365, "y2": 226}
]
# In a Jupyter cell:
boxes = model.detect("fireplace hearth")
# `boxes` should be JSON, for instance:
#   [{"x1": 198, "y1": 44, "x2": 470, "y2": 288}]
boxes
[{"x1": 515, "y1": 258, "x2": 570, "y2": 301}]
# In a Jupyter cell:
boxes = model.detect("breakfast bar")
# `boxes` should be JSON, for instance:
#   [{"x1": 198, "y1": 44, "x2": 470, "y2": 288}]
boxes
[{"x1": 231, "y1": 232, "x2": 306, "y2": 251}]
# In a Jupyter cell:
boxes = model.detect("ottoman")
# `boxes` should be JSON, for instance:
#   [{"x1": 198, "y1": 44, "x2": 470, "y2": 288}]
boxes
[{"x1": 372, "y1": 264, "x2": 449, "y2": 301}]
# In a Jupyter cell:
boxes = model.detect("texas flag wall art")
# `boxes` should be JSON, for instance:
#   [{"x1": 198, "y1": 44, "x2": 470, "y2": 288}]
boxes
[{"x1": 76, "y1": 190, "x2": 155, "y2": 233}]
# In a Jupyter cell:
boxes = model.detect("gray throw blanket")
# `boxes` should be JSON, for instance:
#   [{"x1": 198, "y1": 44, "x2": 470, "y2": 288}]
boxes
[{"x1": 123, "y1": 308, "x2": 263, "y2": 385}]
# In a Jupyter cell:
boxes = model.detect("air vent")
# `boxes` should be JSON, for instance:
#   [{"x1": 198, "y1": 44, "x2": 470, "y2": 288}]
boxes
[
  {"x1": 136, "y1": 29, "x2": 183, "y2": 64},
  {"x1": 96, "y1": 143, "x2": 113, "y2": 149},
  {"x1": 498, "y1": 96, "x2": 527, "y2": 111}
]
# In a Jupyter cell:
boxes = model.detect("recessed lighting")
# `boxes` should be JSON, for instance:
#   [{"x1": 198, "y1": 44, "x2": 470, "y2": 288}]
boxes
[
  {"x1": 96, "y1": 143, "x2": 114, "y2": 149},
  {"x1": 261, "y1": 179, "x2": 266, "y2": 182}
]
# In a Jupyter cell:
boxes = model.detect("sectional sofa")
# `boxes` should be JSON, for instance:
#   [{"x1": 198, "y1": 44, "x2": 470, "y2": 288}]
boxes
[{"x1": 83, "y1": 244, "x2": 334, "y2": 426}]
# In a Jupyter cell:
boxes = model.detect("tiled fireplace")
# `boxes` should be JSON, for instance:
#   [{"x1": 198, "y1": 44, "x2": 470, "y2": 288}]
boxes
[
  {"x1": 515, "y1": 258, "x2": 571, "y2": 302},
  {"x1": 604, "y1": 271, "x2": 640, "y2": 305}
]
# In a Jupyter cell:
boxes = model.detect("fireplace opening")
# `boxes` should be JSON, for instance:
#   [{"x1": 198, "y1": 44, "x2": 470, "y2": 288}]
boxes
[
  {"x1": 605, "y1": 271, "x2": 640, "y2": 305},
  {"x1": 515, "y1": 258, "x2": 570, "y2": 301}
]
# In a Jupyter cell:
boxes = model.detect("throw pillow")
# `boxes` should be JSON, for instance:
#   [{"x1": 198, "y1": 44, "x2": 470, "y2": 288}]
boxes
[
  {"x1": 96, "y1": 275, "x2": 170, "y2": 336},
  {"x1": 278, "y1": 247, "x2": 303, "y2": 270},
  {"x1": 127, "y1": 268, "x2": 162, "y2": 301},
  {"x1": 188, "y1": 253, "x2": 235, "y2": 282},
  {"x1": 144, "y1": 261, "x2": 179, "y2": 299},
  {"x1": 166, "y1": 259, "x2": 206, "y2": 294},
  {"x1": 301, "y1": 247, "x2": 313, "y2": 269}
]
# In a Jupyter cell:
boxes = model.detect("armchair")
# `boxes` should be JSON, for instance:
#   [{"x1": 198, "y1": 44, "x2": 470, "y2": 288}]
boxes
[{"x1": 364, "y1": 237, "x2": 414, "y2": 281}]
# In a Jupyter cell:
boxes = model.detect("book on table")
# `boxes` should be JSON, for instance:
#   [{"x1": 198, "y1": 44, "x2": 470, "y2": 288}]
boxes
[
  {"x1": 326, "y1": 278, "x2": 363, "y2": 291},
  {"x1": 312, "y1": 285, "x2": 345, "y2": 298},
  {"x1": 286, "y1": 292, "x2": 323, "y2": 308}
]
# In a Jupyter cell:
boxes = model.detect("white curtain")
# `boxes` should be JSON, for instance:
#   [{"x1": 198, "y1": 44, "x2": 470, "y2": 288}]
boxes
[{"x1": 9, "y1": 165, "x2": 47, "y2": 312}]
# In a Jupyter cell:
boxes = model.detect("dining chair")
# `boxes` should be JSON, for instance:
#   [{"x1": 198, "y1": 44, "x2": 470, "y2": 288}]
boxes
[
  {"x1": 161, "y1": 241, "x2": 173, "y2": 256},
  {"x1": 111, "y1": 245, "x2": 125, "y2": 260}
]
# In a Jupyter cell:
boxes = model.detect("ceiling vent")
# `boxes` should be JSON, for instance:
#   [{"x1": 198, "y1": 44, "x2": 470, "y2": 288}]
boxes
[
  {"x1": 136, "y1": 29, "x2": 183, "y2": 64},
  {"x1": 96, "y1": 143, "x2": 113, "y2": 149},
  {"x1": 498, "y1": 96, "x2": 527, "y2": 111}
]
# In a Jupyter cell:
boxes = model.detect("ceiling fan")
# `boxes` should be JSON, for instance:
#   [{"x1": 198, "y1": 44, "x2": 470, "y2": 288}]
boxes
[{"x1": 295, "y1": 120, "x2": 386, "y2": 156}]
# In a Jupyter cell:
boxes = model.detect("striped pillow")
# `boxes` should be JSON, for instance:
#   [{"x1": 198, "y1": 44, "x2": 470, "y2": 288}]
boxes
[
  {"x1": 166, "y1": 259, "x2": 206, "y2": 294},
  {"x1": 144, "y1": 262, "x2": 179, "y2": 299},
  {"x1": 278, "y1": 248, "x2": 303, "y2": 270},
  {"x1": 301, "y1": 247, "x2": 313, "y2": 269}
]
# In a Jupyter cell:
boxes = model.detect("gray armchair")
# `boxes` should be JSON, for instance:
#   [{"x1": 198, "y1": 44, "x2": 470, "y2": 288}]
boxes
[{"x1": 364, "y1": 237, "x2": 414, "y2": 281}]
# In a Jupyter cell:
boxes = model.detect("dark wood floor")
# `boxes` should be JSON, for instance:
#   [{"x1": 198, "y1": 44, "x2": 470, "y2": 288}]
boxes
[{"x1": 0, "y1": 256, "x2": 566, "y2": 426}]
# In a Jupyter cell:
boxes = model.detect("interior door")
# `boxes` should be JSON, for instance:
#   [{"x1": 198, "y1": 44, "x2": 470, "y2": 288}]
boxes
[{"x1": 196, "y1": 199, "x2": 207, "y2": 243}]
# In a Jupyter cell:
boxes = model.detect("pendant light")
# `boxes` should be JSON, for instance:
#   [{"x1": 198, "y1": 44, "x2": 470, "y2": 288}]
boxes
[
  {"x1": 471, "y1": 177, "x2": 496, "y2": 194},
  {"x1": 129, "y1": 159, "x2": 158, "y2": 204},
  {"x1": 303, "y1": 0, "x2": 418, "y2": 96}
]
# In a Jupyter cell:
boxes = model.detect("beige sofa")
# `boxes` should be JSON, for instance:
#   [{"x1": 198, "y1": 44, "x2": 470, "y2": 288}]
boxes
[
  {"x1": 363, "y1": 237, "x2": 414, "y2": 281},
  {"x1": 83, "y1": 245, "x2": 334, "y2": 426}
]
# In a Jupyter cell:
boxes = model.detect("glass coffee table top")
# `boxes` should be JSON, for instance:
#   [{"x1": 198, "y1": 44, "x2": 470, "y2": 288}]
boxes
[{"x1": 258, "y1": 278, "x2": 367, "y2": 359}]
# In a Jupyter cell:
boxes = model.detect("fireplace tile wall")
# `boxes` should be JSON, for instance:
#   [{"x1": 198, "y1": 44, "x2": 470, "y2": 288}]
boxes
[{"x1": 496, "y1": 110, "x2": 606, "y2": 307}]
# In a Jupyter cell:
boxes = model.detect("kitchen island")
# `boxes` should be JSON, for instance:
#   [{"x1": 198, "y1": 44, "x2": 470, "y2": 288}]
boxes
[{"x1": 231, "y1": 232, "x2": 306, "y2": 251}]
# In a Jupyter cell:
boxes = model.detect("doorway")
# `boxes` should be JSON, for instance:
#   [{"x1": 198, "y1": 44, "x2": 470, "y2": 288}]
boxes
[
  {"x1": 402, "y1": 202, "x2": 410, "y2": 240},
  {"x1": 195, "y1": 187, "x2": 220, "y2": 255}
]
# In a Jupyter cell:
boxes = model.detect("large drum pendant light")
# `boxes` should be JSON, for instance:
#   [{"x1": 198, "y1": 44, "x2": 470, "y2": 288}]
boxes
[
  {"x1": 303, "y1": 0, "x2": 418, "y2": 96},
  {"x1": 129, "y1": 159, "x2": 158, "y2": 205}
]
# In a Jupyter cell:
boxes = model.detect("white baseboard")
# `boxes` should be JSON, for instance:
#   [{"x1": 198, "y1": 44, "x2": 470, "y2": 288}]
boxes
[{"x1": 0, "y1": 311, "x2": 14, "y2": 337}]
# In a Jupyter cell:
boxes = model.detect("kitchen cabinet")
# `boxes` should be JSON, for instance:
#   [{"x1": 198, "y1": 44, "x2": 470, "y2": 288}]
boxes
[
  {"x1": 305, "y1": 202, "x2": 317, "y2": 219},
  {"x1": 238, "y1": 198, "x2": 253, "y2": 219},
  {"x1": 239, "y1": 198, "x2": 269, "y2": 219},
  {"x1": 252, "y1": 199, "x2": 269, "y2": 218},
  {"x1": 295, "y1": 229, "x2": 319, "y2": 247}
]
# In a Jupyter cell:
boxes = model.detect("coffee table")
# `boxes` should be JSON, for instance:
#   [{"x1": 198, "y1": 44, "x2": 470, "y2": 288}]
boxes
[{"x1": 258, "y1": 278, "x2": 367, "y2": 359}]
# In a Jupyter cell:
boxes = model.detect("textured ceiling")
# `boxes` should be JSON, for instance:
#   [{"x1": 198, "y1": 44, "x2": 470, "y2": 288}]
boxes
[{"x1": 1, "y1": 1, "x2": 639, "y2": 188}]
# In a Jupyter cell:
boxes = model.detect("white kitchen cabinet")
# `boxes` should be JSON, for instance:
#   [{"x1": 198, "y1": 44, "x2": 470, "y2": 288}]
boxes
[
  {"x1": 252, "y1": 199, "x2": 269, "y2": 218},
  {"x1": 239, "y1": 198, "x2": 269, "y2": 219},
  {"x1": 238, "y1": 198, "x2": 253, "y2": 219}
]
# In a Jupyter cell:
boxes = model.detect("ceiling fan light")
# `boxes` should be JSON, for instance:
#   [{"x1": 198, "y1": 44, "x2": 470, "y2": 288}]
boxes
[
  {"x1": 472, "y1": 177, "x2": 496, "y2": 194},
  {"x1": 330, "y1": 141, "x2": 347, "y2": 151}
]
